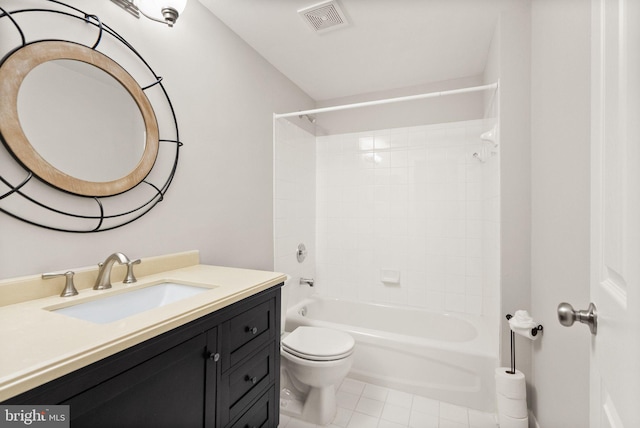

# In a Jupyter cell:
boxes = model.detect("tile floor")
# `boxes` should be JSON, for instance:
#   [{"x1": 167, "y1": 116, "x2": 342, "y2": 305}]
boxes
[{"x1": 279, "y1": 377, "x2": 498, "y2": 428}]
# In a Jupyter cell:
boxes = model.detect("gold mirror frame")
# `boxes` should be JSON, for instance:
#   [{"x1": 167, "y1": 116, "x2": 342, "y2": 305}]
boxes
[{"x1": 0, "y1": 40, "x2": 159, "y2": 197}]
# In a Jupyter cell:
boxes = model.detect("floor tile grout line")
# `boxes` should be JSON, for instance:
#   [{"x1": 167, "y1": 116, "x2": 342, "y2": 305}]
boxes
[{"x1": 281, "y1": 377, "x2": 497, "y2": 428}]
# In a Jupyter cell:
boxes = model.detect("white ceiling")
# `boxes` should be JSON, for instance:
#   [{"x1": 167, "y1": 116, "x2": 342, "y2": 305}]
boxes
[{"x1": 198, "y1": 0, "x2": 515, "y2": 101}]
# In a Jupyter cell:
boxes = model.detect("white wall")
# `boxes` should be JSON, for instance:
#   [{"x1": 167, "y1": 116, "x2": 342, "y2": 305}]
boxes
[
  {"x1": 273, "y1": 119, "x2": 316, "y2": 309},
  {"x1": 482, "y1": 1, "x2": 533, "y2": 397},
  {"x1": 530, "y1": 1, "x2": 591, "y2": 427},
  {"x1": 0, "y1": 0, "x2": 314, "y2": 280},
  {"x1": 315, "y1": 76, "x2": 485, "y2": 135},
  {"x1": 483, "y1": 1, "x2": 592, "y2": 426}
]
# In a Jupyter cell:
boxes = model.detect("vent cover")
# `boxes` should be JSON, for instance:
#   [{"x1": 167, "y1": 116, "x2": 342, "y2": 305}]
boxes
[{"x1": 298, "y1": 0, "x2": 349, "y2": 33}]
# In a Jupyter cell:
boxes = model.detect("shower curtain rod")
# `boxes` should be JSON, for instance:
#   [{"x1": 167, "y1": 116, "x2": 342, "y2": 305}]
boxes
[{"x1": 274, "y1": 81, "x2": 499, "y2": 119}]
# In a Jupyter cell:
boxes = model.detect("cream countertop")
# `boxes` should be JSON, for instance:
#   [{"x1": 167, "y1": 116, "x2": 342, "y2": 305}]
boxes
[{"x1": 0, "y1": 254, "x2": 286, "y2": 402}]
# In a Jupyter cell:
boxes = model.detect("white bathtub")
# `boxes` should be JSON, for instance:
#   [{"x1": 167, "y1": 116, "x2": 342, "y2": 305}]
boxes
[{"x1": 285, "y1": 295, "x2": 499, "y2": 412}]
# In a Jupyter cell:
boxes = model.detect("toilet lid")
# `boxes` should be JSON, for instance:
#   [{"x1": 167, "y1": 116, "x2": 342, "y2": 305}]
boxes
[{"x1": 282, "y1": 327, "x2": 354, "y2": 361}]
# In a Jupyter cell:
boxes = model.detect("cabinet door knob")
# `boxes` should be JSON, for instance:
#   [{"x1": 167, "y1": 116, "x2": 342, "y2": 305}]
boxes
[
  {"x1": 245, "y1": 326, "x2": 258, "y2": 335},
  {"x1": 207, "y1": 352, "x2": 220, "y2": 362},
  {"x1": 245, "y1": 375, "x2": 258, "y2": 384}
]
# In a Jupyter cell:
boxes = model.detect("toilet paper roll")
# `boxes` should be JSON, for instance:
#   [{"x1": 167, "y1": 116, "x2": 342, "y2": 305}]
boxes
[
  {"x1": 498, "y1": 413, "x2": 529, "y2": 428},
  {"x1": 495, "y1": 367, "x2": 526, "y2": 399},
  {"x1": 497, "y1": 393, "x2": 528, "y2": 418},
  {"x1": 511, "y1": 325, "x2": 540, "y2": 340},
  {"x1": 508, "y1": 310, "x2": 540, "y2": 340}
]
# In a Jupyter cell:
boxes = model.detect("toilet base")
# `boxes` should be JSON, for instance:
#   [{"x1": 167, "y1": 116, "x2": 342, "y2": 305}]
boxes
[
  {"x1": 279, "y1": 385, "x2": 337, "y2": 426},
  {"x1": 303, "y1": 385, "x2": 337, "y2": 425},
  {"x1": 279, "y1": 389, "x2": 304, "y2": 418}
]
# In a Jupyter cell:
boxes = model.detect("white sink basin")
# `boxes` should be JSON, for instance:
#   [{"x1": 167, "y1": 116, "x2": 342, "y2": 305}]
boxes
[{"x1": 51, "y1": 282, "x2": 212, "y2": 324}]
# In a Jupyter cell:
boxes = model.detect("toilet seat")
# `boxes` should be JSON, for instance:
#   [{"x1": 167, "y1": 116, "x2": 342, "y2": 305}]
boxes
[{"x1": 282, "y1": 327, "x2": 354, "y2": 361}]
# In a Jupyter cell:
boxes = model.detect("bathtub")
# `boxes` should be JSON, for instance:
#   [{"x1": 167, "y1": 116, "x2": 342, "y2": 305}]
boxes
[{"x1": 285, "y1": 295, "x2": 499, "y2": 412}]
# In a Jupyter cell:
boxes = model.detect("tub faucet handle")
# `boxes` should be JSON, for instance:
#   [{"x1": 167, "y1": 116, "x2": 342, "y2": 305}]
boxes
[
  {"x1": 124, "y1": 259, "x2": 141, "y2": 284},
  {"x1": 300, "y1": 277, "x2": 314, "y2": 287},
  {"x1": 43, "y1": 271, "x2": 79, "y2": 297}
]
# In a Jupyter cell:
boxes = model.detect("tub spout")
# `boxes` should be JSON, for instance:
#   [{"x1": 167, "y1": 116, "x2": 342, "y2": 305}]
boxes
[{"x1": 300, "y1": 277, "x2": 314, "y2": 287}]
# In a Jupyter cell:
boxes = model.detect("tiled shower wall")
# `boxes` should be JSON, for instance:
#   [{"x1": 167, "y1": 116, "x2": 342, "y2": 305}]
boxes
[
  {"x1": 315, "y1": 120, "x2": 500, "y2": 315},
  {"x1": 274, "y1": 119, "x2": 500, "y2": 316}
]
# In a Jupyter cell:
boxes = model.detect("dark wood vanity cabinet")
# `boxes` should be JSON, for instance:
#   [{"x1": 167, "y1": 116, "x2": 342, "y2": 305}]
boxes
[{"x1": 4, "y1": 285, "x2": 281, "y2": 428}]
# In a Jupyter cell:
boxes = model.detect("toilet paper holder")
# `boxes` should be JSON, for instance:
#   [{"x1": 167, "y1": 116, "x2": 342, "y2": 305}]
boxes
[
  {"x1": 506, "y1": 314, "x2": 543, "y2": 337},
  {"x1": 504, "y1": 314, "x2": 543, "y2": 375}
]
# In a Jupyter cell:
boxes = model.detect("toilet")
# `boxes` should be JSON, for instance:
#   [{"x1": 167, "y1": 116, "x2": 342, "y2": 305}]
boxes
[{"x1": 280, "y1": 280, "x2": 355, "y2": 425}]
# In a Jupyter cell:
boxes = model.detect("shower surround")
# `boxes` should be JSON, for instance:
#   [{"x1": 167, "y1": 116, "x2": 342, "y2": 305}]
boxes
[
  {"x1": 274, "y1": 118, "x2": 500, "y2": 320},
  {"x1": 274, "y1": 117, "x2": 502, "y2": 409}
]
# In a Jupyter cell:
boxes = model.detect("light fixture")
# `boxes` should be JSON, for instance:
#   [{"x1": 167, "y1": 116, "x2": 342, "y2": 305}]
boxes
[{"x1": 111, "y1": 0, "x2": 187, "y2": 27}]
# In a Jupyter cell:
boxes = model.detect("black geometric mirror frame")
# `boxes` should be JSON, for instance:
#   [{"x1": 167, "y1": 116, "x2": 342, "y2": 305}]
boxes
[{"x1": 0, "y1": 0, "x2": 182, "y2": 233}]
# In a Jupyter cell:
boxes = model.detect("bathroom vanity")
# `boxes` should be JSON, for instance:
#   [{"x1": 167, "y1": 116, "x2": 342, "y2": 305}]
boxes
[{"x1": 0, "y1": 251, "x2": 284, "y2": 428}]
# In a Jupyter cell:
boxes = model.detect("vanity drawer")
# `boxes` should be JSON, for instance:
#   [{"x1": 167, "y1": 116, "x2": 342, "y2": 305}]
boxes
[
  {"x1": 228, "y1": 385, "x2": 276, "y2": 428},
  {"x1": 222, "y1": 299, "x2": 275, "y2": 371},
  {"x1": 220, "y1": 343, "x2": 275, "y2": 426}
]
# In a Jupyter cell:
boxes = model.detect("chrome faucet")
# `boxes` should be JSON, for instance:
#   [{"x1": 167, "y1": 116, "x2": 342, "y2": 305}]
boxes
[{"x1": 94, "y1": 252, "x2": 130, "y2": 290}]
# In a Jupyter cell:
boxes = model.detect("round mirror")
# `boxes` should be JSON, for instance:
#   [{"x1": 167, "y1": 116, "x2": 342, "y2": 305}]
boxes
[
  {"x1": 18, "y1": 59, "x2": 146, "y2": 183},
  {"x1": 0, "y1": 41, "x2": 159, "y2": 197}
]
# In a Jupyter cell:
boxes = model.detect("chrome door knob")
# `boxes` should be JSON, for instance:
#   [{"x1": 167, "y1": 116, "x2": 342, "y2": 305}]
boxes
[{"x1": 557, "y1": 302, "x2": 597, "y2": 335}]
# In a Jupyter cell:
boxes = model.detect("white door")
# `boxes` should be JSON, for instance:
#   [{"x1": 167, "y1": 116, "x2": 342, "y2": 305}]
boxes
[{"x1": 590, "y1": 0, "x2": 640, "y2": 426}]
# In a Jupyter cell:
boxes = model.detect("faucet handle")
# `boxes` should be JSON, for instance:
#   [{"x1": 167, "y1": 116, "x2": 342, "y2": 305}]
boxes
[
  {"x1": 43, "y1": 271, "x2": 79, "y2": 297},
  {"x1": 124, "y1": 259, "x2": 141, "y2": 284}
]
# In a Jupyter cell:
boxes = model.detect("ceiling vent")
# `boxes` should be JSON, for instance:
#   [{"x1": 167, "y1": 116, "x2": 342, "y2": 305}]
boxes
[{"x1": 298, "y1": 0, "x2": 349, "y2": 34}]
